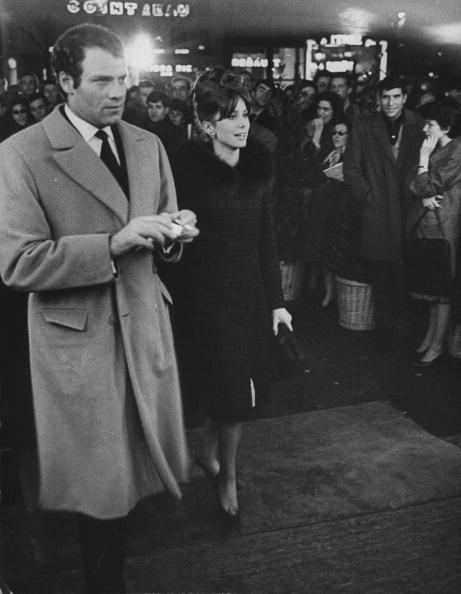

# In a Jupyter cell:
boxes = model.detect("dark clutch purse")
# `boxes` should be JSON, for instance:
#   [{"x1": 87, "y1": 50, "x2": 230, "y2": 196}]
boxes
[
  {"x1": 404, "y1": 208, "x2": 453, "y2": 298},
  {"x1": 272, "y1": 324, "x2": 305, "y2": 378}
]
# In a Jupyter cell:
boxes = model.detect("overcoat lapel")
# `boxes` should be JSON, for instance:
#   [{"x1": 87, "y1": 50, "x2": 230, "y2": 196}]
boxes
[
  {"x1": 118, "y1": 123, "x2": 157, "y2": 218},
  {"x1": 42, "y1": 108, "x2": 129, "y2": 224},
  {"x1": 397, "y1": 110, "x2": 420, "y2": 172},
  {"x1": 370, "y1": 117, "x2": 396, "y2": 165}
]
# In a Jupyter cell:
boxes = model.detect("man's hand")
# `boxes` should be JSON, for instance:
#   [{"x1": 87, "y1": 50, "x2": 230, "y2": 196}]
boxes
[
  {"x1": 110, "y1": 214, "x2": 180, "y2": 257},
  {"x1": 171, "y1": 209, "x2": 200, "y2": 243}
]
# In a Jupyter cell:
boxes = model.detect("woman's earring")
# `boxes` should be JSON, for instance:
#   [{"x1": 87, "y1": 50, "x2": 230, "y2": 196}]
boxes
[{"x1": 202, "y1": 122, "x2": 216, "y2": 139}]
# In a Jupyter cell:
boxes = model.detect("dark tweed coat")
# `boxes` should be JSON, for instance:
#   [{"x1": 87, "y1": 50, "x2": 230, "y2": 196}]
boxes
[{"x1": 170, "y1": 140, "x2": 285, "y2": 422}]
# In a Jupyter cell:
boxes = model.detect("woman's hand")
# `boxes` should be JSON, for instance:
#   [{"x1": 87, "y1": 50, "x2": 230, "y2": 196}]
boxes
[
  {"x1": 422, "y1": 194, "x2": 443, "y2": 210},
  {"x1": 272, "y1": 308, "x2": 293, "y2": 335},
  {"x1": 311, "y1": 117, "x2": 324, "y2": 147},
  {"x1": 420, "y1": 135, "x2": 438, "y2": 161}
]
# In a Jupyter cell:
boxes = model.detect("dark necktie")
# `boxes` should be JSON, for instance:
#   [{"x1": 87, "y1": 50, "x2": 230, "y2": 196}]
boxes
[{"x1": 95, "y1": 129, "x2": 123, "y2": 186}]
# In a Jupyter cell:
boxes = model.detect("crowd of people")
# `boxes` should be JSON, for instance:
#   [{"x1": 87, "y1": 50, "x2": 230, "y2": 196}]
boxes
[{"x1": 1, "y1": 21, "x2": 461, "y2": 594}]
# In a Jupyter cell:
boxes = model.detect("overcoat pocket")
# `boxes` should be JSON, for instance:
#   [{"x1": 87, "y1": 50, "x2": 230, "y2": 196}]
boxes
[{"x1": 40, "y1": 308, "x2": 88, "y2": 331}]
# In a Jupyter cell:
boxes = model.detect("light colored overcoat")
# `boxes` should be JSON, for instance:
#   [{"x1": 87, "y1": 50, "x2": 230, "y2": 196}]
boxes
[{"x1": 0, "y1": 107, "x2": 189, "y2": 518}]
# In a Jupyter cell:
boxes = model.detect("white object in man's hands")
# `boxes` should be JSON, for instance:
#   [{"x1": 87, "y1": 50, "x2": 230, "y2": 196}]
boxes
[{"x1": 170, "y1": 222, "x2": 185, "y2": 238}]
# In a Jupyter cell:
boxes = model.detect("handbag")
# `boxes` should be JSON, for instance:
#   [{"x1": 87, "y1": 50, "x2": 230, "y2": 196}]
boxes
[
  {"x1": 272, "y1": 324, "x2": 305, "y2": 378},
  {"x1": 404, "y1": 208, "x2": 453, "y2": 298}
]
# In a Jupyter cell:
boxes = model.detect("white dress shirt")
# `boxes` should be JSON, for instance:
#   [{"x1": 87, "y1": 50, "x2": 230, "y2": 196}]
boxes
[{"x1": 64, "y1": 104, "x2": 121, "y2": 165}]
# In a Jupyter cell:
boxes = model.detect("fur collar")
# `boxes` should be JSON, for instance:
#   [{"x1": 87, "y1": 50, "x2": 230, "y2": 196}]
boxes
[{"x1": 175, "y1": 138, "x2": 273, "y2": 190}]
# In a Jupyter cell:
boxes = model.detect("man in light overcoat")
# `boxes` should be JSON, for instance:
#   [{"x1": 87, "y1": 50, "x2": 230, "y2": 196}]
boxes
[{"x1": 0, "y1": 23, "x2": 198, "y2": 593}]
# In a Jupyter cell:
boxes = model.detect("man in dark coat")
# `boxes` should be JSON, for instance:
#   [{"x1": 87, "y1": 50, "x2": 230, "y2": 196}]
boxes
[{"x1": 344, "y1": 75, "x2": 424, "y2": 347}]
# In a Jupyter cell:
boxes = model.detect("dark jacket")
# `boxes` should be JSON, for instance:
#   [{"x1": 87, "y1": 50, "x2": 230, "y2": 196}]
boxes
[
  {"x1": 343, "y1": 109, "x2": 424, "y2": 262},
  {"x1": 170, "y1": 139, "x2": 284, "y2": 421},
  {"x1": 146, "y1": 118, "x2": 187, "y2": 158}
]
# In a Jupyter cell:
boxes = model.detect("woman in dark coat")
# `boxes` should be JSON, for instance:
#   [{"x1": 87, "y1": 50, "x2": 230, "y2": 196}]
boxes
[
  {"x1": 171, "y1": 81, "x2": 292, "y2": 519},
  {"x1": 406, "y1": 99, "x2": 461, "y2": 366},
  {"x1": 304, "y1": 117, "x2": 352, "y2": 306}
]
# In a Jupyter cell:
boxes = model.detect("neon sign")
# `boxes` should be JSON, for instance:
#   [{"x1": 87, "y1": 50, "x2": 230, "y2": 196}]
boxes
[{"x1": 66, "y1": 1, "x2": 191, "y2": 17}]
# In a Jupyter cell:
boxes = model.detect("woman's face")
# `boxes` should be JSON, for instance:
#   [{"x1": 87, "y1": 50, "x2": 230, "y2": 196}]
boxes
[
  {"x1": 212, "y1": 97, "x2": 250, "y2": 150},
  {"x1": 332, "y1": 123, "x2": 349, "y2": 150},
  {"x1": 11, "y1": 103, "x2": 28, "y2": 127},
  {"x1": 317, "y1": 100, "x2": 333, "y2": 123},
  {"x1": 423, "y1": 119, "x2": 449, "y2": 144}
]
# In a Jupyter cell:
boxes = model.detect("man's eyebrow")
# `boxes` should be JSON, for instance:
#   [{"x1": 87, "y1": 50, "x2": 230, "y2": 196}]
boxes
[{"x1": 89, "y1": 74, "x2": 127, "y2": 80}]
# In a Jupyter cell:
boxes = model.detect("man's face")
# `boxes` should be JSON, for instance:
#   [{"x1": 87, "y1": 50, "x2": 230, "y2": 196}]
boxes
[
  {"x1": 61, "y1": 47, "x2": 127, "y2": 128},
  {"x1": 297, "y1": 85, "x2": 316, "y2": 111},
  {"x1": 139, "y1": 84, "x2": 155, "y2": 106},
  {"x1": 330, "y1": 77, "x2": 350, "y2": 101},
  {"x1": 147, "y1": 100, "x2": 168, "y2": 122},
  {"x1": 380, "y1": 88, "x2": 407, "y2": 121},
  {"x1": 253, "y1": 84, "x2": 272, "y2": 108},
  {"x1": 316, "y1": 75, "x2": 329, "y2": 94},
  {"x1": 169, "y1": 109, "x2": 184, "y2": 126},
  {"x1": 170, "y1": 80, "x2": 190, "y2": 102},
  {"x1": 29, "y1": 97, "x2": 48, "y2": 122},
  {"x1": 19, "y1": 74, "x2": 37, "y2": 97},
  {"x1": 43, "y1": 84, "x2": 59, "y2": 107}
]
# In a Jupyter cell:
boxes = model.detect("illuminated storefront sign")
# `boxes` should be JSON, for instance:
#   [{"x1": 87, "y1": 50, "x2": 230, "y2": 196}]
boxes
[
  {"x1": 231, "y1": 56, "x2": 281, "y2": 69},
  {"x1": 145, "y1": 63, "x2": 193, "y2": 76},
  {"x1": 66, "y1": 1, "x2": 191, "y2": 17},
  {"x1": 306, "y1": 36, "x2": 388, "y2": 80}
]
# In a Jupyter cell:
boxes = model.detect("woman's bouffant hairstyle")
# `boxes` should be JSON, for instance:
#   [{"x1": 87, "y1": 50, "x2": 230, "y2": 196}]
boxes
[
  {"x1": 194, "y1": 83, "x2": 251, "y2": 124},
  {"x1": 419, "y1": 98, "x2": 461, "y2": 138},
  {"x1": 190, "y1": 69, "x2": 251, "y2": 141},
  {"x1": 51, "y1": 24, "x2": 124, "y2": 90}
]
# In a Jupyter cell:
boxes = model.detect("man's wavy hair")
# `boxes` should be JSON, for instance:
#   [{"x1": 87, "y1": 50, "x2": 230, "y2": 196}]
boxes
[{"x1": 51, "y1": 23, "x2": 124, "y2": 89}]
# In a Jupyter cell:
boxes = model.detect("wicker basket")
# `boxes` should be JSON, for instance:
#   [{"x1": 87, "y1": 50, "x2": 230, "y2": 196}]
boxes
[
  {"x1": 280, "y1": 261, "x2": 304, "y2": 301},
  {"x1": 335, "y1": 276, "x2": 376, "y2": 331}
]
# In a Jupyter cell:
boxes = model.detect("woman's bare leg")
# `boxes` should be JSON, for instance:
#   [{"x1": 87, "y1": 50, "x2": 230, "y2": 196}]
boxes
[
  {"x1": 216, "y1": 421, "x2": 243, "y2": 516},
  {"x1": 197, "y1": 416, "x2": 220, "y2": 476},
  {"x1": 416, "y1": 304, "x2": 437, "y2": 353},
  {"x1": 321, "y1": 269, "x2": 335, "y2": 307},
  {"x1": 422, "y1": 303, "x2": 450, "y2": 362}
]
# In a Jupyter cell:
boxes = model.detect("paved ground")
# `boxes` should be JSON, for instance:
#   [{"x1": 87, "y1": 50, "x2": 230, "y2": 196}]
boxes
[{"x1": 1, "y1": 286, "x2": 461, "y2": 593}]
